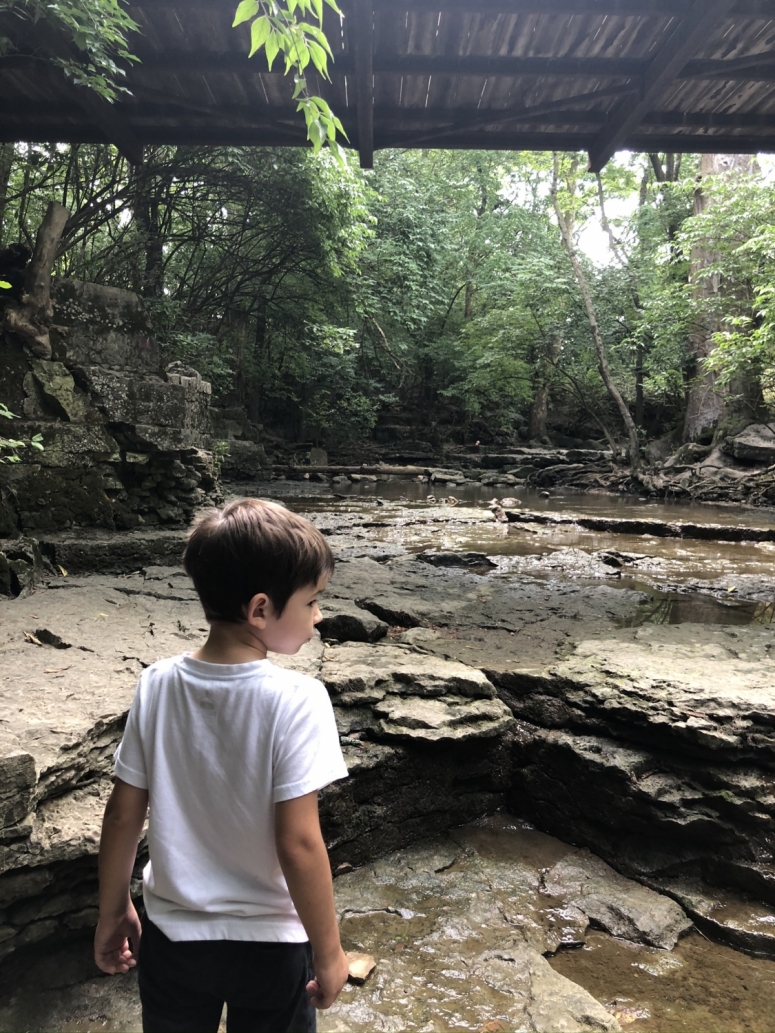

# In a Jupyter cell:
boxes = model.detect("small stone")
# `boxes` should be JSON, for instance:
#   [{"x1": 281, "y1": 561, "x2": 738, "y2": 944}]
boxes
[
  {"x1": 346, "y1": 951, "x2": 376, "y2": 984},
  {"x1": 335, "y1": 862, "x2": 354, "y2": 875}
]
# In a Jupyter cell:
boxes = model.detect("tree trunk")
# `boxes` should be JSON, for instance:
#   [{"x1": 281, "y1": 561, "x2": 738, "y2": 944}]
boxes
[
  {"x1": 683, "y1": 153, "x2": 760, "y2": 442},
  {"x1": 552, "y1": 155, "x2": 640, "y2": 471},
  {"x1": 2, "y1": 201, "x2": 70, "y2": 358},
  {"x1": 530, "y1": 334, "x2": 561, "y2": 442},
  {"x1": 0, "y1": 144, "x2": 14, "y2": 247},
  {"x1": 131, "y1": 154, "x2": 164, "y2": 299}
]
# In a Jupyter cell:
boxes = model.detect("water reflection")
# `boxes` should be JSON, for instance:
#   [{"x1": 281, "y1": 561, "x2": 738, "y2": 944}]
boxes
[{"x1": 622, "y1": 594, "x2": 775, "y2": 628}]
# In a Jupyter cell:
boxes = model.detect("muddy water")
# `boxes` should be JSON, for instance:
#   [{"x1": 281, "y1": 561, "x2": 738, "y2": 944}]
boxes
[
  {"x1": 324, "y1": 816, "x2": 775, "y2": 1033},
  {"x1": 260, "y1": 479, "x2": 775, "y2": 627}
]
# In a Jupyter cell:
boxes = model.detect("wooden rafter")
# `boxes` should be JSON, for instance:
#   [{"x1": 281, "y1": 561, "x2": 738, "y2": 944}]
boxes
[
  {"x1": 587, "y1": 0, "x2": 740, "y2": 173},
  {"x1": 133, "y1": 0, "x2": 775, "y2": 14},
  {"x1": 351, "y1": 0, "x2": 374, "y2": 169}
]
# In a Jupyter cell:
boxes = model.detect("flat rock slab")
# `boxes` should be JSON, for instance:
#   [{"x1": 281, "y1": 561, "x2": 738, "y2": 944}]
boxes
[
  {"x1": 498, "y1": 623, "x2": 775, "y2": 764},
  {"x1": 542, "y1": 850, "x2": 692, "y2": 949},
  {"x1": 322, "y1": 642, "x2": 513, "y2": 743},
  {"x1": 322, "y1": 816, "x2": 677, "y2": 1031}
]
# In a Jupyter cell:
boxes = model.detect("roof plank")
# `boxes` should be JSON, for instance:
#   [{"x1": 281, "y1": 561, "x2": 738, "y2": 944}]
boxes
[{"x1": 587, "y1": 0, "x2": 741, "y2": 173}]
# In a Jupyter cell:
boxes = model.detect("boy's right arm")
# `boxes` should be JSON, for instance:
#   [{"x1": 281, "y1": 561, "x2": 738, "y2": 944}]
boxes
[
  {"x1": 95, "y1": 778, "x2": 148, "y2": 975},
  {"x1": 275, "y1": 791, "x2": 349, "y2": 1009}
]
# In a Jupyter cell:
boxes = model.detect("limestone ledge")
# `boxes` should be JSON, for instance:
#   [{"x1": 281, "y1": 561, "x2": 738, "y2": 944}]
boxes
[{"x1": 491, "y1": 623, "x2": 775, "y2": 764}]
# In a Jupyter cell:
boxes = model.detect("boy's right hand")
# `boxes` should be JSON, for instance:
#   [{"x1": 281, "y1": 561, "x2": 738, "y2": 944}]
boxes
[{"x1": 306, "y1": 947, "x2": 350, "y2": 1009}]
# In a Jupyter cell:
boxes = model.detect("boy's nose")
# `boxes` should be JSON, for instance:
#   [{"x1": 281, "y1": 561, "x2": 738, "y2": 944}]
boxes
[{"x1": 312, "y1": 604, "x2": 323, "y2": 624}]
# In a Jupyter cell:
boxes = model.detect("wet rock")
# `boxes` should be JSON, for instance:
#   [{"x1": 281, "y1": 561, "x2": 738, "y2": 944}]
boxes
[
  {"x1": 542, "y1": 851, "x2": 692, "y2": 949},
  {"x1": 416, "y1": 551, "x2": 497, "y2": 570},
  {"x1": 317, "y1": 601, "x2": 388, "y2": 643},
  {"x1": 346, "y1": 951, "x2": 376, "y2": 984},
  {"x1": 327, "y1": 822, "x2": 630, "y2": 1032},
  {"x1": 649, "y1": 876, "x2": 775, "y2": 955},
  {"x1": 470, "y1": 947, "x2": 620, "y2": 1032}
]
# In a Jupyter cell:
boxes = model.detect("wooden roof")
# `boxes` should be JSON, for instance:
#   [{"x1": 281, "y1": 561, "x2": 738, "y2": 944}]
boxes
[{"x1": 2, "y1": 0, "x2": 775, "y2": 169}]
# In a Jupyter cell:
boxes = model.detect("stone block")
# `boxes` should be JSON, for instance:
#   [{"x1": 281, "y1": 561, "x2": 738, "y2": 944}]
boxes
[
  {"x1": 80, "y1": 369, "x2": 210, "y2": 436},
  {"x1": 52, "y1": 279, "x2": 160, "y2": 373}
]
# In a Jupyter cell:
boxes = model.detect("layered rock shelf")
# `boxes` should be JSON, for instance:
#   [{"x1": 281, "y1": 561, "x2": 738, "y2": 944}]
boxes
[{"x1": 1, "y1": 494, "x2": 775, "y2": 984}]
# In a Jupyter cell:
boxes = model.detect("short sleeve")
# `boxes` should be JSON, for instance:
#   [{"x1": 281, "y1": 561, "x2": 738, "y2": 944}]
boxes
[
  {"x1": 114, "y1": 684, "x2": 149, "y2": 789},
  {"x1": 273, "y1": 678, "x2": 348, "y2": 802}
]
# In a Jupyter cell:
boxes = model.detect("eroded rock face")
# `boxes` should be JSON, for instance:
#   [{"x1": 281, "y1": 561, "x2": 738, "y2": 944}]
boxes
[{"x1": 497, "y1": 625, "x2": 775, "y2": 934}]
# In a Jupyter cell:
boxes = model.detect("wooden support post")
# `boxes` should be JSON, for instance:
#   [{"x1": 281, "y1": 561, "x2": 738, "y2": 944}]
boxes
[{"x1": 352, "y1": 0, "x2": 374, "y2": 169}]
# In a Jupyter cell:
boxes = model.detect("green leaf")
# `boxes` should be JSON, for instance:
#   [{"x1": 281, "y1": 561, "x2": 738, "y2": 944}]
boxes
[
  {"x1": 0, "y1": 280, "x2": 11, "y2": 289},
  {"x1": 248, "y1": 15, "x2": 272, "y2": 56},
  {"x1": 312, "y1": 0, "x2": 323, "y2": 24},
  {"x1": 265, "y1": 30, "x2": 280, "y2": 69},
  {"x1": 292, "y1": 75, "x2": 307, "y2": 99},
  {"x1": 307, "y1": 39, "x2": 328, "y2": 77},
  {"x1": 233, "y1": 0, "x2": 259, "y2": 27}
]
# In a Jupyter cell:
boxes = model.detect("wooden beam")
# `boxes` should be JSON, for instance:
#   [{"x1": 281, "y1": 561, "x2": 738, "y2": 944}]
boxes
[
  {"x1": 118, "y1": 49, "x2": 775, "y2": 84},
  {"x1": 8, "y1": 100, "x2": 775, "y2": 134},
  {"x1": 373, "y1": 129, "x2": 775, "y2": 153},
  {"x1": 352, "y1": 0, "x2": 374, "y2": 168},
  {"x1": 587, "y1": 0, "x2": 740, "y2": 173},
  {"x1": 140, "y1": 0, "x2": 772, "y2": 15},
  {"x1": 13, "y1": 21, "x2": 145, "y2": 164}
]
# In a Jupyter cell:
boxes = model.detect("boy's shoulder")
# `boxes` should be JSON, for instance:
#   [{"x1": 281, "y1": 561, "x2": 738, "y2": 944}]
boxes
[{"x1": 140, "y1": 653, "x2": 326, "y2": 698}]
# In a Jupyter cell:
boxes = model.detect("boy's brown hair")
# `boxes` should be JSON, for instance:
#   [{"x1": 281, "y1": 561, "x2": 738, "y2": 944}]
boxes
[{"x1": 183, "y1": 498, "x2": 334, "y2": 622}]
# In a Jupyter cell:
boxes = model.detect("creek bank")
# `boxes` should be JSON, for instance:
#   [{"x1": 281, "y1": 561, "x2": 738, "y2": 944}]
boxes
[
  {"x1": 276, "y1": 421, "x2": 775, "y2": 508},
  {"x1": 1, "y1": 494, "x2": 774, "y2": 975}
]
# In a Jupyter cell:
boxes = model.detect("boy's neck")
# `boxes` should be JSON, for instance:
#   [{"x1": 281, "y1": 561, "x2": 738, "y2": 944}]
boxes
[{"x1": 191, "y1": 622, "x2": 269, "y2": 665}]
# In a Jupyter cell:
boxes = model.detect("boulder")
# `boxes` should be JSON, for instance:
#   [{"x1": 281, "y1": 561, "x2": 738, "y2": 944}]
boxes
[
  {"x1": 542, "y1": 851, "x2": 692, "y2": 949},
  {"x1": 317, "y1": 600, "x2": 388, "y2": 643},
  {"x1": 725, "y1": 423, "x2": 775, "y2": 465}
]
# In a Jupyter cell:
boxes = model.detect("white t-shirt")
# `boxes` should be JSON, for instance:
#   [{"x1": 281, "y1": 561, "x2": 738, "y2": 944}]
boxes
[{"x1": 114, "y1": 654, "x2": 348, "y2": 942}]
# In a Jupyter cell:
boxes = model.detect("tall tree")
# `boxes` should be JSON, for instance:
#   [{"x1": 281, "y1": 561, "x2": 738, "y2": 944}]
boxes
[{"x1": 683, "y1": 153, "x2": 760, "y2": 442}]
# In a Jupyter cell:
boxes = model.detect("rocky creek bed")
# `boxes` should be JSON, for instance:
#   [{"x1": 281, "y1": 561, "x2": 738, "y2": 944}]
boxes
[{"x1": 2, "y1": 482, "x2": 775, "y2": 1030}]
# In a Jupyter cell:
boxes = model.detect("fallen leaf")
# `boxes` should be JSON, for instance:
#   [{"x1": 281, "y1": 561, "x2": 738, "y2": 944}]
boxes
[
  {"x1": 98, "y1": 613, "x2": 109, "y2": 618},
  {"x1": 43, "y1": 666, "x2": 72, "y2": 674},
  {"x1": 23, "y1": 632, "x2": 43, "y2": 646},
  {"x1": 58, "y1": 565, "x2": 67, "y2": 577}
]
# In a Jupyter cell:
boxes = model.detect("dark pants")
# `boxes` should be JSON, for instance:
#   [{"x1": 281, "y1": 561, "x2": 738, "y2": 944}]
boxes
[{"x1": 137, "y1": 914, "x2": 316, "y2": 1033}]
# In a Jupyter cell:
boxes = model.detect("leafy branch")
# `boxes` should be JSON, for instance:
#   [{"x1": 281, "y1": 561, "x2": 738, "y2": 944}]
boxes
[
  {"x1": 233, "y1": 0, "x2": 348, "y2": 165},
  {"x1": 0, "y1": 0, "x2": 139, "y2": 101}
]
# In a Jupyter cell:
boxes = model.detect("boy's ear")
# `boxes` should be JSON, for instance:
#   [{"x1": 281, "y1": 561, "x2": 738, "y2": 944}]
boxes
[{"x1": 244, "y1": 592, "x2": 271, "y2": 627}]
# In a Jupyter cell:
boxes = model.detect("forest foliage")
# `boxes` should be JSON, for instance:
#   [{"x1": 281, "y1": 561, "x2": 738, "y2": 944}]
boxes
[{"x1": 1, "y1": 138, "x2": 772, "y2": 450}]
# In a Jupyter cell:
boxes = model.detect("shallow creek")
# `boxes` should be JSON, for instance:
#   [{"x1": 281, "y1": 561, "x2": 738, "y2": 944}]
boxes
[
  {"x1": 2, "y1": 817, "x2": 774, "y2": 1032},
  {"x1": 3, "y1": 483, "x2": 775, "y2": 1032},
  {"x1": 266, "y1": 479, "x2": 775, "y2": 627}
]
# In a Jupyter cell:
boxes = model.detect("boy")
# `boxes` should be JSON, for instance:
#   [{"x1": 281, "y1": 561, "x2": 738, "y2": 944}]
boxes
[{"x1": 94, "y1": 498, "x2": 350, "y2": 1033}]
